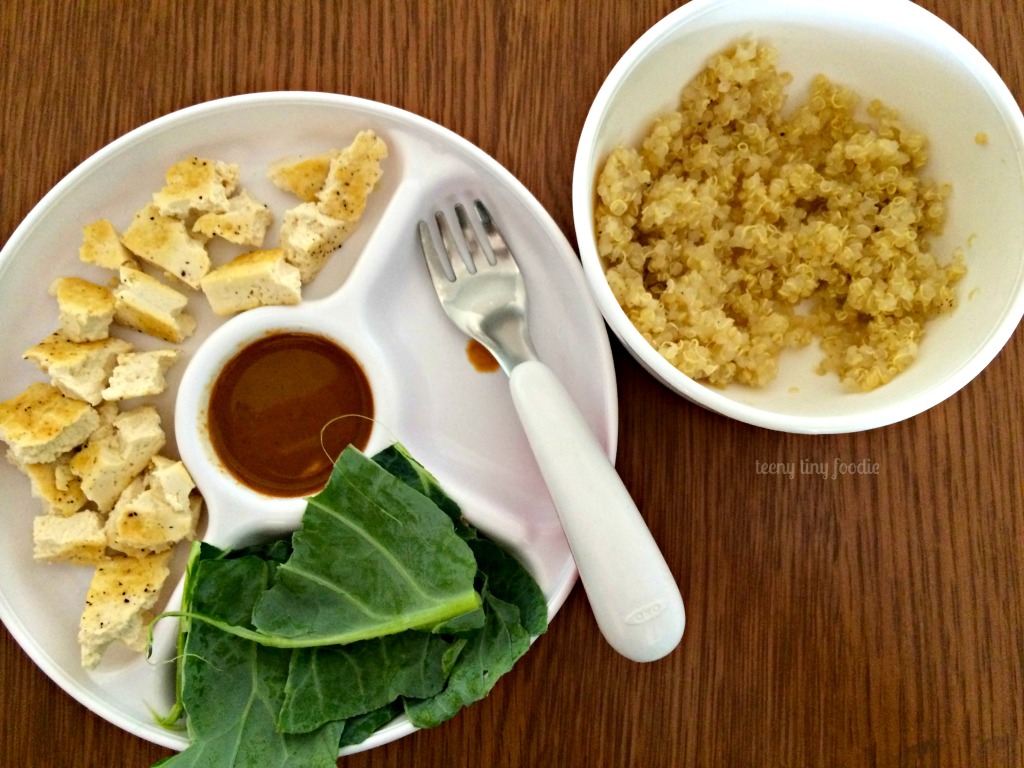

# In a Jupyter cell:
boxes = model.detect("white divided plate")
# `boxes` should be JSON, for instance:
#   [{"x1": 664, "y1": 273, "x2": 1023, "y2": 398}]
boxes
[{"x1": 0, "y1": 92, "x2": 617, "y2": 754}]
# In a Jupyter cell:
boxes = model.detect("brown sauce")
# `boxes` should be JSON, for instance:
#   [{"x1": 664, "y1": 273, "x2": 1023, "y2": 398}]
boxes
[
  {"x1": 466, "y1": 339, "x2": 499, "y2": 372},
  {"x1": 207, "y1": 331, "x2": 373, "y2": 497}
]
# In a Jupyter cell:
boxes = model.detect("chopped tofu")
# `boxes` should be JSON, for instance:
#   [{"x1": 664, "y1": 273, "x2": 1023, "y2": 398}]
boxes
[
  {"x1": 102, "y1": 349, "x2": 179, "y2": 401},
  {"x1": 192, "y1": 189, "x2": 274, "y2": 246},
  {"x1": 0, "y1": 382, "x2": 100, "y2": 465},
  {"x1": 48, "y1": 277, "x2": 116, "y2": 342},
  {"x1": 151, "y1": 156, "x2": 240, "y2": 218},
  {"x1": 79, "y1": 220, "x2": 135, "y2": 271},
  {"x1": 78, "y1": 550, "x2": 172, "y2": 668},
  {"x1": 200, "y1": 248, "x2": 302, "y2": 316},
  {"x1": 113, "y1": 265, "x2": 196, "y2": 343},
  {"x1": 121, "y1": 203, "x2": 211, "y2": 289},
  {"x1": 70, "y1": 405, "x2": 165, "y2": 512},
  {"x1": 279, "y1": 202, "x2": 354, "y2": 283},
  {"x1": 33, "y1": 510, "x2": 108, "y2": 565},
  {"x1": 23, "y1": 333, "x2": 132, "y2": 406},
  {"x1": 91, "y1": 399, "x2": 120, "y2": 436},
  {"x1": 7, "y1": 452, "x2": 88, "y2": 516},
  {"x1": 268, "y1": 150, "x2": 342, "y2": 202},
  {"x1": 273, "y1": 132, "x2": 386, "y2": 284},
  {"x1": 106, "y1": 456, "x2": 199, "y2": 556},
  {"x1": 316, "y1": 130, "x2": 388, "y2": 222}
]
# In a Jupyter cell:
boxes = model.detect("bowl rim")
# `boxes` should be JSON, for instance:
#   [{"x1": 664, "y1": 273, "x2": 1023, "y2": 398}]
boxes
[{"x1": 572, "y1": 0, "x2": 1024, "y2": 434}]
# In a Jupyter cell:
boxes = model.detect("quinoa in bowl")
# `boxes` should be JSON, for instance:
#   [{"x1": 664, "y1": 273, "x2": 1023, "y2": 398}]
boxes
[{"x1": 594, "y1": 38, "x2": 965, "y2": 393}]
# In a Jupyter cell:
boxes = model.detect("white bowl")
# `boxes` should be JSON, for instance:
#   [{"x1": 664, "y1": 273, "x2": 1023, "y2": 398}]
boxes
[{"x1": 573, "y1": 0, "x2": 1024, "y2": 434}]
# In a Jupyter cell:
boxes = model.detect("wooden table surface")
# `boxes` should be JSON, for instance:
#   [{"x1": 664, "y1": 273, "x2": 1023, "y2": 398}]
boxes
[{"x1": 2, "y1": 2, "x2": 1022, "y2": 766}]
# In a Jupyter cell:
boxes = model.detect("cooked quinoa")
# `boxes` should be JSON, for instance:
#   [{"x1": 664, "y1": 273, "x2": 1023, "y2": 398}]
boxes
[{"x1": 595, "y1": 38, "x2": 965, "y2": 391}]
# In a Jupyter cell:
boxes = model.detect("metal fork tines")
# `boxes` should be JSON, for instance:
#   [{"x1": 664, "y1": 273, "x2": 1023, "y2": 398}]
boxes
[{"x1": 418, "y1": 200, "x2": 538, "y2": 373}]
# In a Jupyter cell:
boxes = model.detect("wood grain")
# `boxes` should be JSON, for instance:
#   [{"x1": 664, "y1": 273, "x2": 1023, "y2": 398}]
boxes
[{"x1": 2, "y1": 2, "x2": 1023, "y2": 766}]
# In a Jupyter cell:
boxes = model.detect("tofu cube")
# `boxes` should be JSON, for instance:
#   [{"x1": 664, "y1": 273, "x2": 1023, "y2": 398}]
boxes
[
  {"x1": 268, "y1": 149, "x2": 342, "y2": 202},
  {"x1": 121, "y1": 203, "x2": 211, "y2": 289},
  {"x1": 192, "y1": 189, "x2": 274, "y2": 246},
  {"x1": 23, "y1": 333, "x2": 132, "y2": 406},
  {"x1": 0, "y1": 382, "x2": 100, "y2": 465},
  {"x1": 78, "y1": 550, "x2": 172, "y2": 668},
  {"x1": 48, "y1": 277, "x2": 116, "y2": 342},
  {"x1": 70, "y1": 404, "x2": 165, "y2": 512},
  {"x1": 279, "y1": 202, "x2": 353, "y2": 283},
  {"x1": 113, "y1": 265, "x2": 196, "y2": 343},
  {"x1": 316, "y1": 130, "x2": 388, "y2": 222},
  {"x1": 200, "y1": 248, "x2": 302, "y2": 316},
  {"x1": 151, "y1": 156, "x2": 239, "y2": 218},
  {"x1": 106, "y1": 456, "x2": 199, "y2": 556},
  {"x1": 33, "y1": 510, "x2": 108, "y2": 565},
  {"x1": 102, "y1": 349, "x2": 179, "y2": 401},
  {"x1": 79, "y1": 220, "x2": 136, "y2": 271},
  {"x1": 7, "y1": 452, "x2": 88, "y2": 516}
]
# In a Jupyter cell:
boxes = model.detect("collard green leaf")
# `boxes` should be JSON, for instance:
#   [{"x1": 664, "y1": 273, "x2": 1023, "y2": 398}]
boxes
[
  {"x1": 251, "y1": 446, "x2": 480, "y2": 645},
  {"x1": 467, "y1": 537, "x2": 548, "y2": 637},
  {"x1": 432, "y1": 604, "x2": 486, "y2": 634},
  {"x1": 372, "y1": 444, "x2": 465, "y2": 529},
  {"x1": 371, "y1": 445, "x2": 546, "y2": 637},
  {"x1": 153, "y1": 541, "x2": 239, "y2": 730},
  {"x1": 372, "y1": 445, "x2": 546, "y2": 635},
  {"x1": 159, "y1": 556, "x2": 343, "y2": 768},
  {"x1": 404, "y1": 592, "x2": 531, "y2": 730},
  {"x1": 277, "y1": 631, "x2": 453, "y2": 734},
  {"x1": 228, "y1": 537, "x2": 293, "y2": 565}
]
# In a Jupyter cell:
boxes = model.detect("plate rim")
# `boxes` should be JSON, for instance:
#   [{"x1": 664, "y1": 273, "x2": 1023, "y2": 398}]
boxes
[{"x1": 0, "y1": 90, "x2": 619, "y2": 754}]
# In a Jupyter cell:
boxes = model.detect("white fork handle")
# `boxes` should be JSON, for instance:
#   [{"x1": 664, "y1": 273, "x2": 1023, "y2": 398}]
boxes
[{"x1": 509, "y1": 360, "x2": 685, "y2": 662}]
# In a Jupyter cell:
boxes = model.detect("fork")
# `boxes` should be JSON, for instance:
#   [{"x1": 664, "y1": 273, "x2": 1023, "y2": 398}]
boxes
[{"x1": 418, "y1": 200, "x2": 685, "y2": 662}]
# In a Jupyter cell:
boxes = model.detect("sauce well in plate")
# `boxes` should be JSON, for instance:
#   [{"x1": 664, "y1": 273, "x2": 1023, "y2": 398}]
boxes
[{"x1": 207, "y1": 331, "x2": 373, "y2": 497}]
